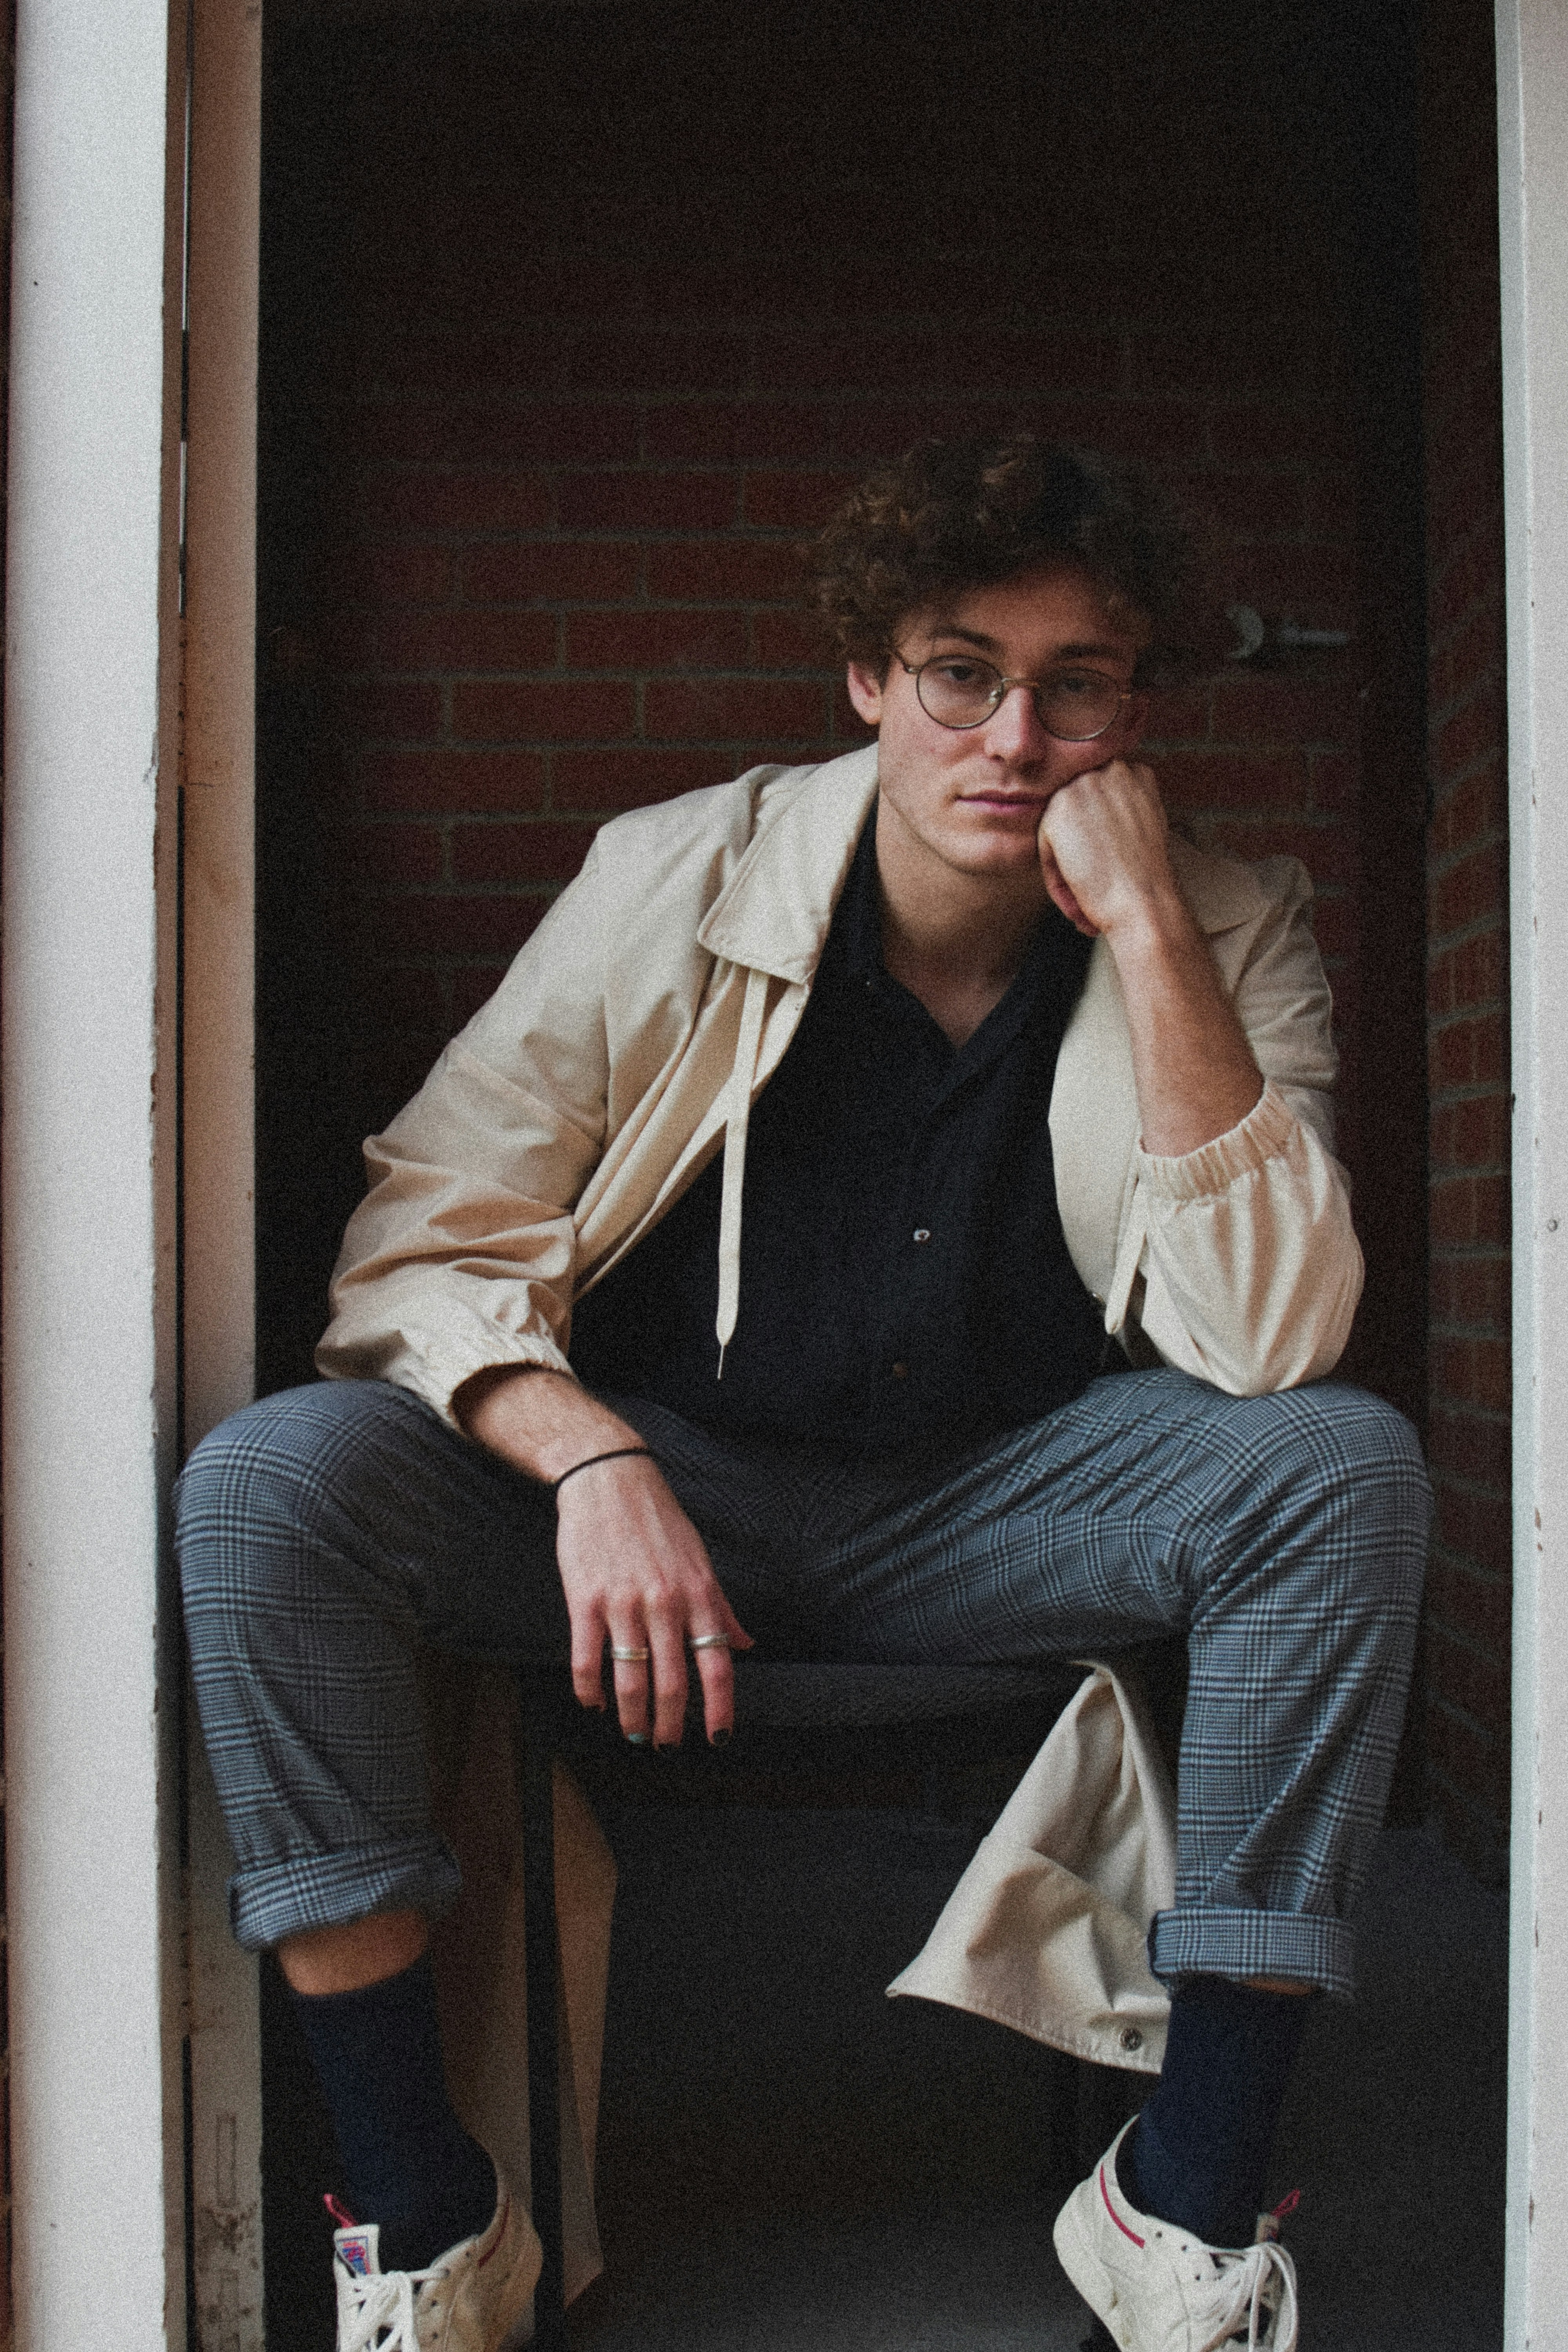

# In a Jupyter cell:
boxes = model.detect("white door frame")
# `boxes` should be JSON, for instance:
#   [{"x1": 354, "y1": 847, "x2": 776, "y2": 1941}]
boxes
[
  {"x1": 1498, "y1": 5, "x2": 1568, "y2": 2346},
  {"x1": 2, "y1": 0, "x2": 186, "y2": 2343}
]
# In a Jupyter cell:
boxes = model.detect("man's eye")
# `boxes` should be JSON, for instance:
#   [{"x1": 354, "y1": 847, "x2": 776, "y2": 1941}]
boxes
[
  {"x1": 1053, "y1": 671, "x2": 1100, "y2": 698},
  {"x1": 933, "y1": 661, "x2": 992, "y2": 687}
]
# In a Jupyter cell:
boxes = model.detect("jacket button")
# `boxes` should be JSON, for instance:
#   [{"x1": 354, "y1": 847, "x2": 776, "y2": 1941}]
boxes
[
  {"x1": 1119, "y1": 2026, "x2": 1144, "y2": 2053},
  {"x1": 912, "y1": 1228, "x2": 931, "y2": 1244},
  {"x1": 891, "y1": 1361, "x2": 909, "y2": 1380}
]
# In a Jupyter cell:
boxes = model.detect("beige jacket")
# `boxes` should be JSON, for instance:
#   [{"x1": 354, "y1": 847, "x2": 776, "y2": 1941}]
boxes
[
  {"x1": 319, "y1": 741, "x2": 1361, "y2": 1402},
  {"x1": 317, "y1": 744, "x2": 1361, "y2": 2298}
]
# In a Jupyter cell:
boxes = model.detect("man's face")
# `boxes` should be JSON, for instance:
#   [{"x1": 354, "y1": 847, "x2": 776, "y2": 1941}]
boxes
[{"x1": 846, "y1": 563, "x2": 1150, "y2": 892}]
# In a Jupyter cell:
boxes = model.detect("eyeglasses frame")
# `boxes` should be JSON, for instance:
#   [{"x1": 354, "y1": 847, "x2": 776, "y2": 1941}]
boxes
[{"x1": 893, "y1": 651, "x2": 1134, "y2": 743}]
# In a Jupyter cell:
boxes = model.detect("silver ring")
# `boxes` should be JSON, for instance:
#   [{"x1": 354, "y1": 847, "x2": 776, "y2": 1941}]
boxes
[
  {"x1": 689, "y1": 1633, "x2": 732, "y2": 1652},
  {"x1": 610, "y1": 1644, "x2": 651, "y2": 1664}
]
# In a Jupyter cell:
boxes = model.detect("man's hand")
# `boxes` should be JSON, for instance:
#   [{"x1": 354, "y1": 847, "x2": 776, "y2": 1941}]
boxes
[
  {"x1": 457, "y1": 1366, "x2": 752, "y2": 1746},
  {"x1": 1039, "y1": 759, "x2": 1265, "y2": 1158}
]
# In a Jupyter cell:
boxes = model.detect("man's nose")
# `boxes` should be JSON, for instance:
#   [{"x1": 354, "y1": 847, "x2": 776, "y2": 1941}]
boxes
[{"x1": 980, "y1": 680, "x2": 1053, "y2": 759}]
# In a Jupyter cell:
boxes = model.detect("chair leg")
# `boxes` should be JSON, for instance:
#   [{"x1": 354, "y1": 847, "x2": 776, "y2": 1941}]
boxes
[{"x1": 515, "y1": 1688, "x2": 567, "y2": 2351}]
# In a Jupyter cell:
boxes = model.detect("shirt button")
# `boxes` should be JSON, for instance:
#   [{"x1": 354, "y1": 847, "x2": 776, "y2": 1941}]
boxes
[
  {"x1": 891, "y1": 1361, "x2": 909, "y2": 1380},
  {"x1": 1119, "y1": 2026, "x2": 1144, "y2": 2053},
  {"x1": 912, "y1": 1228, "x2": 931, "y2": 1244}
]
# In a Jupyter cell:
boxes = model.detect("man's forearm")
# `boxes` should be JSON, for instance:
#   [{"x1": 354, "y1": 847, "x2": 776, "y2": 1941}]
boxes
[
  {"x1": 455, "y1": 1364, "x2": 644, "y2": 1483},
  {"x1": 1105, "y1": 887, "x2": 1264, "y2": 1159}
]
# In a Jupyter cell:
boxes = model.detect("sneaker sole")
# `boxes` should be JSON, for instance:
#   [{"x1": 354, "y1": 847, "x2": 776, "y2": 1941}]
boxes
[{"x1": 1053, "y1": 2183, "x2": 1133, "y2": 2351}]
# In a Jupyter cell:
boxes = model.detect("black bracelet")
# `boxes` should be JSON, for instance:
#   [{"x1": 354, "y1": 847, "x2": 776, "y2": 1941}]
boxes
[{"x1": 550, "y1": 1445, "x2": 653, "y2": 1495}]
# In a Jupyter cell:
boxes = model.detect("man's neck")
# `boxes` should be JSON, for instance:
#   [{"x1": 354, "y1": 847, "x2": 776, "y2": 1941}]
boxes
[{"x1": 873, "y1": 802, "x2": 1051, "y2": 1048}]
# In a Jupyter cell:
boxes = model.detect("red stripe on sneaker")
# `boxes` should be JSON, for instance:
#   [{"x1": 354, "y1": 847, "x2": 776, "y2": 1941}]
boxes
[
  {"x1": 478, "y1": 2196, "x2": 509, "y2": 2269},
  {"x1": 1100, "y1": 2165, "x2": 1145, "y2": 2249}
]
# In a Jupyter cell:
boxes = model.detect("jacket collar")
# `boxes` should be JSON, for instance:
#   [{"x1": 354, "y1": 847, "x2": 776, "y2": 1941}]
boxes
[{"x1": 695, "y1": 741, "x2": 1268, "y2": 980}]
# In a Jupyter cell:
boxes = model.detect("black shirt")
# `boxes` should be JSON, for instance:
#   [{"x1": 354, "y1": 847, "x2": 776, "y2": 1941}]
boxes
[{"x1": 568, "y1": 810, "x2": 1107, "y2": 1459}]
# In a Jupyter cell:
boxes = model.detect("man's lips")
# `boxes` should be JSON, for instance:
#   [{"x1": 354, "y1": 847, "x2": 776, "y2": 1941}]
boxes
[{"x1": 958, "y1": 791, "x2": 1052, "y2": 815}]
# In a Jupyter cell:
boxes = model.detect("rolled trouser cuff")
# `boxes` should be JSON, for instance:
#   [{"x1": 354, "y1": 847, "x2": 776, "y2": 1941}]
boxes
[
  {"x1": 229, "y1": 1833, "x2": 463, "y2": 1953},
  {"x1": 1150, "y1": 1905, "x2": 1354, "y2": 1998}
]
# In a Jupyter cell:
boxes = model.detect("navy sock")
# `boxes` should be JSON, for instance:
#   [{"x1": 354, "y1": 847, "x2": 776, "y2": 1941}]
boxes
[
  {"x1": 1117, "y1": 1976, "x2": 1312, "y2": 2248},
  {"x1": 290, "y1": 1952, "x2": 497, "y2": 2273}
]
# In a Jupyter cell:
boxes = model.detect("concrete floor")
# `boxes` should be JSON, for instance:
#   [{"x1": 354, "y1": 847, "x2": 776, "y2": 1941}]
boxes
[
  {"x1": 259, "y1": 1804, "x2": 1507, "y2": 2347},
  {"x1": 570, "y1": 1813, "x2": 1506, "y2": 2351}
]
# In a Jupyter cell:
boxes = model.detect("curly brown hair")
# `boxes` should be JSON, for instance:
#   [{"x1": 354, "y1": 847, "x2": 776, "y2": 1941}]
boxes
[{"x1": 808, "y1": 435, "x2": 1199, "y2": 680}]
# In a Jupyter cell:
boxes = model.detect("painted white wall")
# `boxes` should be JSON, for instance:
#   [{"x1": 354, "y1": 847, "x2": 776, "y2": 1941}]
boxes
[
  {"x1": 1, "y1": 0, "x2": 182, "y2": 2345},
  {"x1": 1499, "y1": 3, "x2": 1568, "y2": 2344}
]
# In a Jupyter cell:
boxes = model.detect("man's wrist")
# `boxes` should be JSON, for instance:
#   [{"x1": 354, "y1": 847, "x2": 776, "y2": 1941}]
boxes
[{"x1": 456, "y1": 1363, "x2": 641, "y2": 1484}]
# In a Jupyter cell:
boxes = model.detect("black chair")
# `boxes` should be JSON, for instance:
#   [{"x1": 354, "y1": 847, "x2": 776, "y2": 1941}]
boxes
[{"x1": 509, "y1": 1653, "x2": 1106, "y2": 2350}]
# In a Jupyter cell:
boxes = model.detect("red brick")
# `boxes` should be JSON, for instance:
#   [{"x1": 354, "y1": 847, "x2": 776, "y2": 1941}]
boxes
[
  {"x1": 357, "y1": 329, "x2": 564, "y2": 397},
  {"x1": 356, "y1": 467, "x2": 555, "y2": 537},
  {"x1": 1169, "y1": 469, "x2": 1312, "y2": 539},
  {"x1": 643, "y1": 402, "x2": 825, "y2": 464},
  {"x1": 565, "y1": 609, "x2": 751, "y2": 672},
  {"x1": 755, "y1": 610, "x2": 835, "y2": 671},
  {"x1": 328, "y1": 544, "x2": 456, "y2": 606},
  {"x1": 355, "y1": 401, "x2": 637, "y2": 470},
  {"x1": 1429, "y1": 516, "x2": 1504, "y2": 635},
  {"x1": 1429, "y1": 1009, "x2": 1506, "y2": 1094},
  {"x1": 1432, "y1": 1331, "x2": 1512, "y2": 1412},
  {"x1": 354, "y1": 964, "x2": 451, "y2": 1028},
  {"x1": 552, "y1": 746, "x2": 735, "y2": 811},
  {"x1": 1429, "y1": 1173, "x2": 1510, "y2": 1250},
  {"x1": 831, "y1": 401, "x2": 1016, "y2": 461},
  {"x1": 646, "y1": 539, "x2": 806, "y2": 603},
  {"x1": 390, "y1": 893, "x2": 556, "y2": 959},
  {"x1": 1425, "y1": 1702, "x2": 1509, "y2": 1821},
  {"x1": 342, "y1": 820, "x2": 445, "y2": 887},
  {"x1": 1431, "y1": 840, "x2": 1508, "y2": 939},
  {"x1": 1218, "y1": 402, "x2": 1356, "y2": 465},
  {"x1": 1428, "y1": 756, "x2": 1506, "y2": 861},
  {"x1": 1435, "y1": 1484, "x2": 1514, "y2": 1581},
  {"x1": 1134, "y1": 322, "x2": 1341, "y2": 397},
  {"x1": 1436, "y1": 679, "x2": 1506, "y2": 783},
  {"x1": 1428, "y1": 1404, "x2": 1512, "y2": 1488},
  {"x1": 1203, "y1": 818, "x2": 1356, "y2": 886},
  {"x1": 453, "y1": 679, "x2": 635, "y2": 743},
  {"x1": 1155, "y1": 750, "x2": 1309, "y2": 814},
  {"x1": 361, "y1": 749, "x2": 547, "y2": 815},
  {"x1": 1429, "y1": 598, "x2": 1504, "y2": 714},
  {"x1": 1426, "y1": 927, "x2": 1506, "y2": 1019},
  {"x1": 1209, "y1": 677, "x2": 1352, "y2": 746},
  {"x1": 336, "y1": 679, "x2": 442, "y2": 740},
  {"x1": 1139, "y1": 683, "x2": 1210, "y2": 742},
  {"x1": 1307, "y1": 888, "x2": 1355, "y2": 962},
  {"x1": 743, "y1": 470, "x2": 861, "y2": 531},
  {"x1": 1212, "y1": 542, "x2": 1356, "y2": 626},
  {"x1": 565, "y1": 331, "x2": 751, "y2": 392},
  {"x1": 1307, "y1": 752, "x2": 1358, "y2": 810},
  {"x1": 463, "y1": 542, "x2": 642, "y2": 606},
  {"x1": 1429, "y1": 1254, "x2": 1512, "y2": 1337},
  {"x1": 450, "y1": 964, "x2": 514, "y2": 1027},
  {"x1": 644, "y1": 678, "x2": 826, "y2": 742},
  {"x1": 1430, "y1": 1091, "x2": 1510, "y2": 1171},
  {"x1": 373, "y1": 611, "x2": 558, "y2": 673},
  {"x1": 451, "y1": 820, "x2": 599, "y2": 886},
  {"x1": 1426, "y1": 1626, "x2": 1511, "y2": 1726},
  {"x1": 556, "y1": 472, "x2": 739, "y2": 533}
]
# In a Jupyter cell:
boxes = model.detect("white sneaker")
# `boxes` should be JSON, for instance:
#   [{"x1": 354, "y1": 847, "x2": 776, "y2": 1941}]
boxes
[
  {"x1": 1053, "y1": 2121, "x2": 1299, "y2": 2352},
  {"x1": 329, "y1": 2179, "x2": 543, "y2": 2352}
]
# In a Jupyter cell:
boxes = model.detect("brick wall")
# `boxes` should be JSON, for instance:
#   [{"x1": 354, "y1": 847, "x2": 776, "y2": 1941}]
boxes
[
  {"x1": 259, "y1": 8, "x2": 1398, "y2": 1407},
  {"x1": 1419, "y1": 0, "x2": 1511, "y2": 1880}
]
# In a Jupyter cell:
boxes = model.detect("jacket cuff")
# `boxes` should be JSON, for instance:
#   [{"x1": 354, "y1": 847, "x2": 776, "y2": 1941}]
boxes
[{"x1": 1134, "y1": 1080, "x2": 1300, "y2": 1202}]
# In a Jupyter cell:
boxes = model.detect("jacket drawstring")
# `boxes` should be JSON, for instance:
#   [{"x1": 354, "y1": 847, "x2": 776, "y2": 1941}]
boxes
[{"x1": 715, "y1": 965, "x2": 770, "y2": 1377}]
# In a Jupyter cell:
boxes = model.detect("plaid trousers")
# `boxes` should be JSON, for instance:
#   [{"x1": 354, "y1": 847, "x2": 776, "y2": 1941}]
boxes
[{"x1": 174, "y1": 1368, "x2": 1430, "y2": 1995}]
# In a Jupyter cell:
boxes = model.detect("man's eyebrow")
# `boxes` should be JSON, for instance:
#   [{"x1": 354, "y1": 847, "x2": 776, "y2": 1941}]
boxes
[{"x1": 924, "y1": 623, "x2": 1129, "y2": 662}]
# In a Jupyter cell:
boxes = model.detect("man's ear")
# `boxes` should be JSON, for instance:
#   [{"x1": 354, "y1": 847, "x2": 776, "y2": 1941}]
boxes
[{"x1": 845, "y1": 662, "x2": 885, "y2": 726}]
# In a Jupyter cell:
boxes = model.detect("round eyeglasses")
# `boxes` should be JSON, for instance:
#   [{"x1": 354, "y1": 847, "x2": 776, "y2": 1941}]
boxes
[{"x1": 895, "y1": 652, "x2": 1132, "y2": 742}]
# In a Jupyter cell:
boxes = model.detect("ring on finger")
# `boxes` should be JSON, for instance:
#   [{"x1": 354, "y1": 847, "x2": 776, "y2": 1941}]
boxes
[
  {"x1": 689, "y1": 1633, "x2": 732, "y2": 1652},
  {"x1": 610, "y1": 1644, "x2": 651, "y2": 1663}
]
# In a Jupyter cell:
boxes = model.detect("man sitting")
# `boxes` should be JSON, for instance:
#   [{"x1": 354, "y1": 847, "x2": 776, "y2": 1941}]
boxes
[{"x1": 176, "y1": 434, "x2": 1430, "y2": 2352}]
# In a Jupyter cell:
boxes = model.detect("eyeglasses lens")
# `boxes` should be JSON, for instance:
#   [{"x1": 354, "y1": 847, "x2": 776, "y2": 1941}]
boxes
[{"x1": 915, "y1": 659, "x2": 1122, "y2": 741}]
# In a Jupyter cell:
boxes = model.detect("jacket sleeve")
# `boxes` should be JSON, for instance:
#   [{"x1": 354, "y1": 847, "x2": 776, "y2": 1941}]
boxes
[
  {"x1": 1108, "y1": 864, "x2": 1363, "y2": 1395},
  {"x1": 314, "y1": 842, "x2": 615, "y2": 1426}
]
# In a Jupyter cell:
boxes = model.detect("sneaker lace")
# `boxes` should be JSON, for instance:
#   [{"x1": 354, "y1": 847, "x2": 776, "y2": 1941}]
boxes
[
  {"x1": 338, "y1": 2256, "x2": 442, "y2": 2352},
  {"x1": 1195, "y1": 2236, "x2": 1299, "y2": 2352}
]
